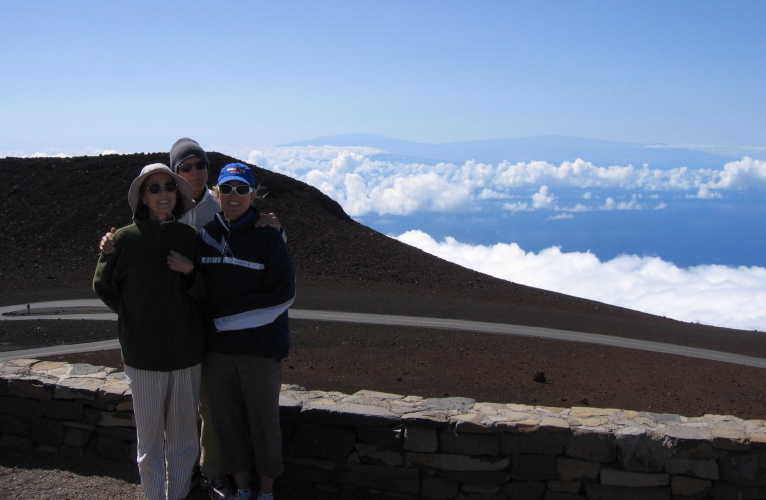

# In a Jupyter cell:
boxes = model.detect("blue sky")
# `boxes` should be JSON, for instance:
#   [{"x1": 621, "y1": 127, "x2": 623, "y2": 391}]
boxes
[{"x1": 1, "y1": 1, "x2": 764, "y2": 155}]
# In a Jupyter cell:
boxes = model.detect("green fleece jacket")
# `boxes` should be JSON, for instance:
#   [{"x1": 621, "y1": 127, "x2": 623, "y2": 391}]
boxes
[{"x1": 92, "y1": 218, "x2": 205, "y2": 371}]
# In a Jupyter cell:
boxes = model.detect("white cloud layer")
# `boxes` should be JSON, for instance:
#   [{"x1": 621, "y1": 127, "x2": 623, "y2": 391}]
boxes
[
  {"x1": 395, "y1": 230, "x2": 766, "y2": 332},
  {"x1": 250, "y1": 146, "x2": 766, "y2": 217},
  {"x1": 6, "y1": 145, "x2": 763, "y2": 219}
]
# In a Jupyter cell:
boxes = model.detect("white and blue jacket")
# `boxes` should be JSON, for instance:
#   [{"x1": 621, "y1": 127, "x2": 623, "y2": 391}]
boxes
[{"x1": 199, "y1": 208, "x2": 295, "y2": 360}]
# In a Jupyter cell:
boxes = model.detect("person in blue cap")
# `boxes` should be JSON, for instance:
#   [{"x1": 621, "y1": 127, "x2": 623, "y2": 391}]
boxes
[{"x1": 199, "y1": 163, "x2": 295, "y2": 500}]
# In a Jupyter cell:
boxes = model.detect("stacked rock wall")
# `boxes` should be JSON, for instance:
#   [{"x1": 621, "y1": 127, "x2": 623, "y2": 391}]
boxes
[{"x1": 2, "y1": 358, "x2": 766, "y2": 499}]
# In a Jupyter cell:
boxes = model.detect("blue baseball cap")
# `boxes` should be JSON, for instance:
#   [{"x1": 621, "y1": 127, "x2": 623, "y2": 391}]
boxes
[{"x1": 218, "y1": 163, "x2": 257, "y2": 187}]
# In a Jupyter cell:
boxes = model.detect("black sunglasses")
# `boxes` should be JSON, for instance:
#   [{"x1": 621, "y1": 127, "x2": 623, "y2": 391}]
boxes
[
  {"x1": 178, "y1": 161, "x2": 208, "y2": 173},
  {"x1": 219, "y1": 184, "x2": 255, "y2": 196},
  {"x1": 146, "y1": 182, "x2": 177, "y2": 194}
]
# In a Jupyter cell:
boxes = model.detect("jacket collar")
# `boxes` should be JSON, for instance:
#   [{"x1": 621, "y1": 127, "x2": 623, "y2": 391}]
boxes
[
  {"x1": 136, "y1": 214, "x2": 177, "y2": 234},
  {"x1": 214, "y1": 208, "x2": 259, "y2": 235}
]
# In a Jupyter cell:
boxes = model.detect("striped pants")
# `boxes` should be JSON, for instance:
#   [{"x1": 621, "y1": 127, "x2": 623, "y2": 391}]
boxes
[{"x1": 125, "y1": 364, "x2": 202, "y2": 500}]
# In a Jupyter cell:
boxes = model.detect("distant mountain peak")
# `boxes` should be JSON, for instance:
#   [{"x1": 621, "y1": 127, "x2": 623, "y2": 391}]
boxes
[{"x1": 279, "y1": 134, "x2": 739, "y2": 169}]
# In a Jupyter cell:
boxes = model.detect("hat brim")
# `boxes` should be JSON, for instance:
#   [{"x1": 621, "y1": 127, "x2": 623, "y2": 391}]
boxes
[
  {"x1": 128, "y1": 163, "x2": 195, "y2": 218},
  {"x1": 219, "y1": 175, "x2": 255, "y2": 187}
]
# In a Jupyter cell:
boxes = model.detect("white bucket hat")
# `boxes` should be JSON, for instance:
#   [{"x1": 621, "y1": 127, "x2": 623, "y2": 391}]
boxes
[{"x1": 128, "y1": 163, "x2": 195, "y2": 219}]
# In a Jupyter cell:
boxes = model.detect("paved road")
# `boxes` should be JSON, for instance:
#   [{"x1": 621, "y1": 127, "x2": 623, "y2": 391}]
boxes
[{"x1": 2, "y1": 300, "x2": 766, "y2": 368}]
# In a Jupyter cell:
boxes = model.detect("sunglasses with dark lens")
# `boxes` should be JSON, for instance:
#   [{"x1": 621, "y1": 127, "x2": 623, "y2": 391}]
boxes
[
  {"x1": 146, "y1": 182, "x2": 177, "y2": 194},
  {"x1": 178, "y1": 161, "x2": 208, "y2": 173},
  {"x1": 219, "y1": 184, "x2": 255, "y2": 196}
]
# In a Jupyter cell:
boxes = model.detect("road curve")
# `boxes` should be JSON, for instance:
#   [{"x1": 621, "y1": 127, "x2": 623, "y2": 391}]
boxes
[{"x1": 2, "y1": 300, "x2": 766, "y2": 369}]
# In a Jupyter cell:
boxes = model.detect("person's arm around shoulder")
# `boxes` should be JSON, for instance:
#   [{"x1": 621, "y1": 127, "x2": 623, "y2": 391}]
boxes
[
  {"x1": 99, "y1": 227, "x2": 117, "y2": 254},
  {"x1": 93, "y1": 229, "x2": 122, "y2": 312},
  {"x1": 256, "y1": 212, "x2": 287, "y2": 242}
]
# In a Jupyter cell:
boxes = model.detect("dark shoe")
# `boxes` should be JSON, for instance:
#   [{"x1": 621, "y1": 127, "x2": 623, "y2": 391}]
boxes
[
  {"x1": 190, "y1": 467, "x2": 201, "y2": 490},
  {"x1": 208, "y1": 477, "x2": 234, "y2": 500}
]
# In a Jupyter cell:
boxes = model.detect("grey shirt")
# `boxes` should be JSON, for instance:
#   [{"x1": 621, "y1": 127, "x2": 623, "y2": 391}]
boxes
[{"x1": 180, "y1": 188, "x2": 221, "y2": 229}]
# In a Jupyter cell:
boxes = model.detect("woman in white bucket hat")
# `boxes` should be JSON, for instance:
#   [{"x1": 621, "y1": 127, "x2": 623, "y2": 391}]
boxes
[{"x1": 93, "y1": 163, "x2": 206, "y2": 500}]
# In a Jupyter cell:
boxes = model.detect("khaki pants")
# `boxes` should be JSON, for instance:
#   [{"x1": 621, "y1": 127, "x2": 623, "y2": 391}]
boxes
[{"x1": 204, "y1": 351, "x2": 284, "y2": 479}]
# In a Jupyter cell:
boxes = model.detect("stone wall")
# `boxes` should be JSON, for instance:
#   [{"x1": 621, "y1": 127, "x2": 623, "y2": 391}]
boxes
[{"x1": 2, "y1": 358, "x2": 766, "y2": 499}]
